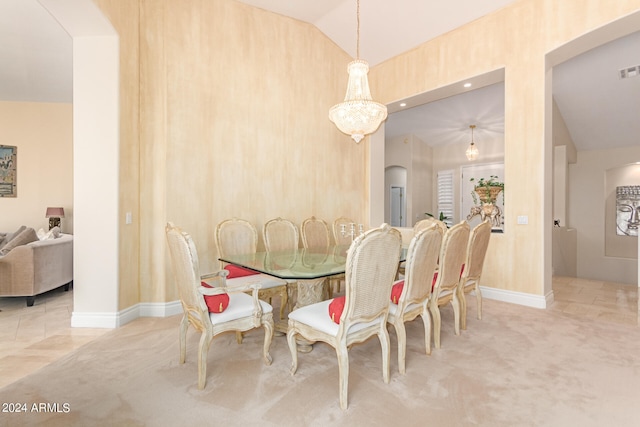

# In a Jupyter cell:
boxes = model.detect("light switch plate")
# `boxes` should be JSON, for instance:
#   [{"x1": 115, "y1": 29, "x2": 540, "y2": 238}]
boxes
[{"x1": 517, "y1": 215, "x2": 528, "y2": 225}]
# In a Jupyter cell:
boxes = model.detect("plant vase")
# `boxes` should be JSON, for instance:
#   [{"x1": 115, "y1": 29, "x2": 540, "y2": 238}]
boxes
[{"x1": 474, "y1": 185, "x2": 503, "y2": 205}]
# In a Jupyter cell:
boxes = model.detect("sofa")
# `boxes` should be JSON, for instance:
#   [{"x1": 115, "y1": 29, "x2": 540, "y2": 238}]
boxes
[{"x1": 0, "y1": 226, "x2": 73, "y2": 306}]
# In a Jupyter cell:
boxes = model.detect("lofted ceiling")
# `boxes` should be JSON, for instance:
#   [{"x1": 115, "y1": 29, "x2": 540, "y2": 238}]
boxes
[{"x1": 1, "y1": 0, "x2": 638, "y2": 152}]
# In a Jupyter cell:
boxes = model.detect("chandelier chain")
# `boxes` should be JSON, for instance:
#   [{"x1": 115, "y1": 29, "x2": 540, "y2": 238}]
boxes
[{"x1": 356, "y1": 0, "x2": 360, "y2": 59}]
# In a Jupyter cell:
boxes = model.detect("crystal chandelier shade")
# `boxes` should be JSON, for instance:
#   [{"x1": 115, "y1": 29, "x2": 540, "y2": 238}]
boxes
[
  {"x1": 329, "y1": 1, "x2": 387, "y2": 143},
  {"x1": 466, "y1": 124, "x2": 479, "y2": 161}
]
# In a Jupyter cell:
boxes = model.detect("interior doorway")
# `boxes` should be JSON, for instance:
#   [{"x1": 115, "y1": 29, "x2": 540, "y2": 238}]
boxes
[{"x1": 390, "y1": 186, "x2": 406, "y2": 227}]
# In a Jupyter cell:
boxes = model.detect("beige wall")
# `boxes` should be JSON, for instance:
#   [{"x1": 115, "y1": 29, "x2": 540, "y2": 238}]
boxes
[
  {"x1": 371, "y1": 0, "x2": 640, "y2": 298},
  {"x1": 110, "y1": 0, "x2": 367, "y2": 306},
  {"x1": 0, "y1": 102, "x2": 73, "y2": 234}
]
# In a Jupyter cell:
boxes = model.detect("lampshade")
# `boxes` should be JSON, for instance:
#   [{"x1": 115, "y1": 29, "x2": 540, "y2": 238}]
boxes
[
  {"x1": 46, "y1": 207, "x2": 65, "y2": 218},
  {"x1": 329, "y1": 0, "x2": 387, "y2": 143},
  {"x1": 466, "y1": 125, "x2": 479, "y2": 161}
]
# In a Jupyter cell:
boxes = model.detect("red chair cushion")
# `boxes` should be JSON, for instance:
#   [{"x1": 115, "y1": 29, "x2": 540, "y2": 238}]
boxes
[
  {"x1": 224, "y1": 264, "x2": 259, "y2": 279},
  {"x1": 328, "y1": 296, "x2": 346, "y2": 324},
  {"x1": 201, "y1": 282, "x2": 230, "y2": 313},
  {"x1": 391, "y1": 280, "x2": 404, "y2": 304}
]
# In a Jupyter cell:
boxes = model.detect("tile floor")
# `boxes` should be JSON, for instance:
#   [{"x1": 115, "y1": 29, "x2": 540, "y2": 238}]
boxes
[
  {"x1": 0, "y1": 276, "x2": 637, "y2": 390},
  {"x1": 0, "y1": 287, "x2": 108, "y2": 389},
  {"x1": 549, "y1": 276, "x2": 638, "y2": 325}
]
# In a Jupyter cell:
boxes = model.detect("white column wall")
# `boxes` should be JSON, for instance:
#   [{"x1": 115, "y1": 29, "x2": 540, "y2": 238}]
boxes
[{"x1": 40, "y1": 0, "x2": 120, "y2": 326}]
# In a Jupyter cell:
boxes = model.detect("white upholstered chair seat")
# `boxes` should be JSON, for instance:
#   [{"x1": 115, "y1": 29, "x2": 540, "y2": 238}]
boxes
[
  {"x1": 207, "y1": 291, "x2": 273, "y2": 325},
  {"x1": 288, "y1": 299, "x2": 383, "y2": 337}
]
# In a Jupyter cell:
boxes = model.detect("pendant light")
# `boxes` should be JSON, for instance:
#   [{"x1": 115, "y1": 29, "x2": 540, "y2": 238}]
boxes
[
  {"x1": 328, "y1": 0, "x2": 387, "y2": 143},
  {"x1": 466, "y1": 125, "x2": 479, "y2": 161}
]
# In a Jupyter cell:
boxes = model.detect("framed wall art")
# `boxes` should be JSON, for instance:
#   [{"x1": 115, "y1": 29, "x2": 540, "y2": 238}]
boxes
[
  {"x1": 616, "y1": 185, "x2": 640, "y2": 236},
  {"x1": 0, "y1": 145, "x2": 17, "y2": 197}
]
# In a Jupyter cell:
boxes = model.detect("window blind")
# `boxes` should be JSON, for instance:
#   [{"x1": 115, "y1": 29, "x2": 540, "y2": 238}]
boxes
[{"x1": 437, "y1": 170, "x2": 454, "y2": 227}]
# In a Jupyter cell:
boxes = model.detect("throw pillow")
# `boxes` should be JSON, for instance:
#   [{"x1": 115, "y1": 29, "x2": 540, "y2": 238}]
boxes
[
  {"x1": 0, "y1": 233, "x2": 6, "y2": 249},
  {"x1": 0, "y1": 227, "x2": 38, "y2": 256},
  {"x1": 391, "y1": 280, "x2": 404, "y2": 304},
  {"x1": 200, "y1": 282, "x2": 230, "y2": 313},
  {"x1": 38, "y1": 227, "x2": 61, "y2": 240},
  {"x1": 0, "y1": 225, "x2": 25, "y2": 250},
  {"x1": 328, "y1": 296, "x2": 346, "y2": 324},
  {"x1": 224, "y1": 264, "x2": 259, "y2": 279},
  {"x1": 51, "y1": 227, "x2": 61, "y2": 238}
]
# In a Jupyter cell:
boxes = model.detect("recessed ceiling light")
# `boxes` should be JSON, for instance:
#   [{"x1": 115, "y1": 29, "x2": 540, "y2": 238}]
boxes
[
  {"x1": 400, "y1": 102, "x2": 407, "y2": 107},
  {"x1": 463, "y1": 82, "x2": 472, "y2": 88}
]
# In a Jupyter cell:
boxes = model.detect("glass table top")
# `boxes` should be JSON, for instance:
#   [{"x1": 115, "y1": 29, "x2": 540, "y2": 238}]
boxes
[{"x1": 219, "y1": 245, "x2": 406, "y2": 280}]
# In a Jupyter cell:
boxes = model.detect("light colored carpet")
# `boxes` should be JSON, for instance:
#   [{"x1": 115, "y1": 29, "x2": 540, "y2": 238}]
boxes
[{"x1": 1, "y1": 299, "x2": 639, "y2": 427}]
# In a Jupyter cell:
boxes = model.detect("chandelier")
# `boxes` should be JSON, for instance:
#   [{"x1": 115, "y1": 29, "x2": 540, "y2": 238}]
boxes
[
  {"x1": 466, "y1": 125, "x2": 479, "y2": 161},
  {"x1": 328, "y1": 0, "x2": 387, "y2": 143}
]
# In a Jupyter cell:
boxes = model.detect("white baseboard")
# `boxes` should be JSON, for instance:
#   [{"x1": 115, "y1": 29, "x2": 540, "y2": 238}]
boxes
[
  {"x1": 71, "y1": 300, "x2": 183, "y2": 328},
  {"x1": 480, "y1": 286, "x2": 554, "y2": 309},
  {"x1": 139, "y1": 300, "x2": 182, "y2": 318}
]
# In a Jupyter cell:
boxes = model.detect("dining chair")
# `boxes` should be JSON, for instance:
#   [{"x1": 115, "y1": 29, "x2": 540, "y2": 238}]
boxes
[
  {"x1": 287, "y1": 223, "x2": 402, "y2": 410},
  {"x1": 215, "y1": 218, "x2": 288, "y2": 320},
  {"x1": 457, "y1": 219, "x2": 492, "y2": 330},
  {"x1": 301, "y1": 216, "x2": 331, "y2": 249},
  {"x1": 263, "y1": 217, "x2": 299, "y2": 252},
  {"x1": 301, "y1": 216, "x2": 339, "y2": 298},
  {"x1": 263, "y1": 217, "x2": 300, "y2": 311},
  {"x1": 414, "y1": 217, "x2": 447, "y2": 234},
  {"x1": 387, "y1": 223, "x2": 443, "y2": 374},
  {"x1": 165, "y1": 222, "x2": 274, "y2": 389},
  {"x1": 428, "y1": 220, "x2": 470, "y2": 349}
]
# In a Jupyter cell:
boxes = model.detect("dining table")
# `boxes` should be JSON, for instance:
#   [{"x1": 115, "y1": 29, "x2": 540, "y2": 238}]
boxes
[
  {"x1": 219, "y1": 245, "x2": 407, "y2": 351},
  {"x1": 219, "y1": 245, "x2": 350, "y2": 311}
]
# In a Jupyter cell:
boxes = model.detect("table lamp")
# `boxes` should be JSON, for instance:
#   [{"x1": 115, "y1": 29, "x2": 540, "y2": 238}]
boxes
[{"x1": 46, "y1": 207, "x2": 65, "y2": 230}]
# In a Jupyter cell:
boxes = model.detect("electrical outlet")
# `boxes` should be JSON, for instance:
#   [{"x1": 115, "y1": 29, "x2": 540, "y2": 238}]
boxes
[
  {"x1": 517, "y1": 215, "x2": 528, "y2": 225},
  {"x1": 125, "y1": 212, "x2": 132, "y2": 224}
]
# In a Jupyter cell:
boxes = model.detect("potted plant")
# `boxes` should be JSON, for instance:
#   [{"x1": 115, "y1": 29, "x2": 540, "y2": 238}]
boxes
[
  {"x1": 425, "y1": 211, "x2": 449, "y2": 222},
  {"x1": 470, "y1": 175, "x2": 504, "y2": 206}
]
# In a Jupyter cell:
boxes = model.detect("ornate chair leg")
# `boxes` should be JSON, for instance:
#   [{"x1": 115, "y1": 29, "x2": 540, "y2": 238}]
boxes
[
  {"x1": 429, "y1": 301, "x2": 442, "y2": 349},
  {"x1": 198, "y1": 332, "x2": 213, "y2": 390},
  {"x1": 379, "y1": 326, "x2": 391, "y2": 384},
  {"x1": 179, "y1": 314, "x2": 189, "y2": 364},
  {"x1": 336, "y1": 343, "x2": 350, "y2": 410},
  {"x1": 287, "y1": 328, "x2": 299, "y2": 375},
  {"x1": 262, "y1": 317, "x2": 274, "y2": 365},
  {"x1": 421, "y1": 310, "x2": 432, "y2": 356},
  {"x1": 393, "y1": 321, "x2": 407, "y2": 375}
]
